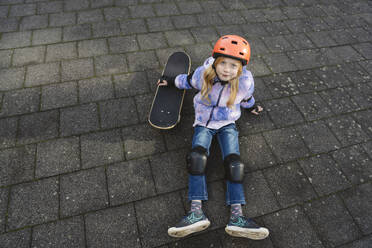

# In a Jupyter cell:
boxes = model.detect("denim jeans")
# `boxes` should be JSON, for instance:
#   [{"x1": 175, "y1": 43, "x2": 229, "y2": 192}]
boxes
[{"x1": 188, "y1": 123, "x2": 246, "y2": 205}]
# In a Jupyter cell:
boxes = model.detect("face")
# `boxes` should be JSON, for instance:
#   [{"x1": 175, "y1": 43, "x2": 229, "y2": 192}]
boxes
[{"x1": 215, "y1": 57, "x2": 241, "y2": 82}]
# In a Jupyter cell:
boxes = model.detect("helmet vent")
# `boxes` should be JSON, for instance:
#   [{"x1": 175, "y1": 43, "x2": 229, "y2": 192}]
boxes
[
  {"x1": 239, "y1": 52, "x2": 244, "y2": 55},
  {"x1": 231, "y1": 41, "x2": 238, "y2": 45},
  {"x1": 220, "y1": 48, "x2": 225, "y2": 51},
  {"x1": 243, "y1": 41, "x2": 248, "y2": 45}
]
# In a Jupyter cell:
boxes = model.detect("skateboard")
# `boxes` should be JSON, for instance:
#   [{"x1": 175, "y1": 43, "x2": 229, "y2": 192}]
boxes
[{"x1": 148, "y1": 52, "x2": 191, "y2": 129}]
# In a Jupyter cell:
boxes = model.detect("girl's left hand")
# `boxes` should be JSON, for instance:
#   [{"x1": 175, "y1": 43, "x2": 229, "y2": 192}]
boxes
[{"x1": 251, "y1": 105, "x2": 263, "y2": 115}]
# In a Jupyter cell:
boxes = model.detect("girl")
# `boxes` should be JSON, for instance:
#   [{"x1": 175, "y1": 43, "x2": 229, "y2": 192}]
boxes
[{"x1": 158, "y1": 35, "x2": 269, "y2": 240}]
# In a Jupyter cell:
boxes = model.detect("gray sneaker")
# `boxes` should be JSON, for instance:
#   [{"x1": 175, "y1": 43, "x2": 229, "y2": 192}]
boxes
[
  {"x1": 225, "y1": 216, "x2": 269, "y2": 240},
  {"x1": 168, "y1": 211, "x2": 210, "y2": 238}
]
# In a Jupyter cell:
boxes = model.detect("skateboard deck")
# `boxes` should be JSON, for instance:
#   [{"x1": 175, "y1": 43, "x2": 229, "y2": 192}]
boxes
[{"x1": 148, "y1": 52, "x2": 191, "y2": 129}]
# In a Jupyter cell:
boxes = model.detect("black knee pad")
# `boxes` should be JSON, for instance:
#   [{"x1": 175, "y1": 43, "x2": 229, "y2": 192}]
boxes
[
  {"x1": 186, "y1": 146, "x2": 208, "y2": 175},
  {"x1": 224, "y1": 154, "x2": 245, "y2": 183}
]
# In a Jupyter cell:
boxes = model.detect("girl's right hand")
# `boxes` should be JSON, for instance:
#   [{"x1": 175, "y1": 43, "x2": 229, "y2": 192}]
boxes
[{"x1": 157, "y1": 79, "x2": 168, "y2": 86}]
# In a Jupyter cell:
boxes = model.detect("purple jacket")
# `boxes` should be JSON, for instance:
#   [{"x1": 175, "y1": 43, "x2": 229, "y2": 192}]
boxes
[{"x1": 175, "y1": 57, "x2": 256, "y2": 129}]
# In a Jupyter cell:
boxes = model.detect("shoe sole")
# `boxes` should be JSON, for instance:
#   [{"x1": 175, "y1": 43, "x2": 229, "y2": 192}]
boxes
[
  {"x1": 225, "y1": 226, "x2": 269, "y2": 240},
  {"x1": 168, "y1": 219, "x2": 211, "y2": 238}
]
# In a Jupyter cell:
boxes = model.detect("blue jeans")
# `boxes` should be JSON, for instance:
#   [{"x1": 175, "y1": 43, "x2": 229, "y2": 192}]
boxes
[{"x1": 188, "y1": 123, "x2": 246, "y2": 205}]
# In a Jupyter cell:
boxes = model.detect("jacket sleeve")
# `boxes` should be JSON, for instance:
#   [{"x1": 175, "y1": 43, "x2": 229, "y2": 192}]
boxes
[
  {"x1": 240, "y1": 70, "x2": 256, "y2": 109},
  {"x1": 174, "y1": 66, "x2": 205, "y2": 90}
]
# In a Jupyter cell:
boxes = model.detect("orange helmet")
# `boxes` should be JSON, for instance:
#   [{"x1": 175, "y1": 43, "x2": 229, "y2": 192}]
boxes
[{"x1": 212, "y1": 35, "x2": 251, "y2": 65}]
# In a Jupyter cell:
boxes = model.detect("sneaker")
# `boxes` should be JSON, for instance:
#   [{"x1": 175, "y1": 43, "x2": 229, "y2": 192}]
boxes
[
  {"x1": 225, "y1": 216, "x2": 269, "y2": 240},
  {"x1": 168, "y1": 211, "x2": 211, "y2": 238}
]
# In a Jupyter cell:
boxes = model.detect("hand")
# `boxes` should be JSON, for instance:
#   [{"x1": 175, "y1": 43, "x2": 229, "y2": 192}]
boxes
[
  {"x1": 157, "y1": 79, "x2": 168, "y2": 87},
  {"x1": 251, "y1": 105, "x2": 263, "y2": 115}
]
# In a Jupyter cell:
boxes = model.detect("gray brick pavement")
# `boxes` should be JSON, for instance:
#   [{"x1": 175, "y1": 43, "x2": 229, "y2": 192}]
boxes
[{"x1": 0, "y1": 0, "x2": 371, "y2": 247}]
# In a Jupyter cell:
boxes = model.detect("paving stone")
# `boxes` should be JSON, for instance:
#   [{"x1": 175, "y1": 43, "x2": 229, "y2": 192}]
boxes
[
  {"x1": 134, "y1": 93, "x2": 154, "y2": 123},
  {"x1": 161, "y1": 114, "x2": 193, "y2": 150},
  {"x1": 353, "y1": 42, "x2": 372, "y2": 60},
  {"x1": 64, "y1": 0, "x2": 89, "y2": 11},
  {"x1": 185, "y1": 43, "x2": 212, "y2": 66},
  {"x1": 239, "y1": 134, "x2": 277, "y2": 171},
  {"x1": 18, "y1": 110, "x2": 59, "y2": 145},
  {"x1": 20, "y1": 14, "x2": 48, "y2": 30},
  {"x1": 25, "y1": 62, "x2": 60, "y2": 86},
  {"x1": 120, "y1": 19, "x2": 147, "y2": 35},
  {"x1": 13, "y1": 46, "x2": 45, "y2": 66},
  {"x1": 60, "y1": 103, "x2": 99, "y2": 136},
  {"x1": 216, "y1": 25, "x2": 244, "y2": 37},
  {"x1": 340, "y1": 183, "x2": 372, "y2": 235},
  {"x1": 245, "y1": 57, "x2": 271, "y2": 77},
  {"x1": 61, "y1": 58, "x2": 94, "y2": 81},
  {"x1": 0, "y1": 145, "x2": 35, "y2": 187},
  {"x1": 0, "y1": 31, "x2": 31, "y2": 49},
  {"x1": 129, "y1": 4, "x2": 155, "y2": 18},
  {"x1": 0, "y1": 67, "x2": 25, "y2": 91},
  {"x1": 262, "y1": 36, "x2": 293, "y2": 53},
  {"x1": 121, "y1": 124, "x2": 166, "y2": 160},
  {"x1": 78, "y1": 9, "x2": 104, "y2": 24},
  {"x1": 314, "y1": 65, "x2": 351, "y2": 88},
  {"x1": 137, "y1": 32, "x2": 168, "y2": 50},
  {"x1": 60, "y1": 167, "x2": 108, "y2": 217},
  {"x1": 250, "y1": 77, "x2": 273, "y2": 101},
  {"x1": 245, "y1": 37, "x2": 268, "y2": 55},
  {"x1": 0, "y1": 229, "x2": 31, "y2": 248},
  {"x1": 113, "y1": 71, "x2": 149, "y2": 97},
  {"x1": 347, "y1": 28, "x2": 372, "y2": 43},
  {"x1": 103, "y1": 7, "x2": 129, "y2": 21},
  {"x1": 81, "y1": 129, "x2": 124, "y2": 169},
  {"x1": 127, "y1": 51, "x2": 159, "y2": 71},
  {"x1": 263, "y1": 21, "x2": 291, "y2": 36},
  {"x1": 46, "y1": 42, "x2": 78, "y2": 62},
  {"x1": 107, "y1": 159, "x2": 156, "y2": 205},
  {"x1": 0, "y1": 5, "x2": 8, "y2": 18},
  {"x1": 63, "y1": 24, "x2": 91, "y2": 42},
  {"x1": 37, "y1": 1, "x2": 63, "y2": 14},
  {"x1": 170, "y1": 231, "x2": 223, "y2": 248},
  {"x1": 32, "y1": 28, "x2": 62, "y2": 45},
  {"x1": 353, "y1": 109, "x2": 372, "y2": 137},
  {"x1": 282, "y1": 6, "x2": 305, "y2": 18},
  {"x1": 92, "y1": 20, "x2": 121, "y2": 38},
  {"x1": 240, "y1": 9, "x2": 265, "y2": 22},
  {"x1": 0, "y1": 117, "x2": 17, "y2": 149},
  {"x1": 338, "y1": 235, "x2": 372, "y2": 248},
  {"x1": 31, "y1": 216, "x2": 85, "y2": 248},
  {"x1": 243, "y1": 171, "x2": 280, "y2": 217},
  {"x1": 320, "y1": 88, "x2": 360, "y2": 114},
  {"x1": 332, "y1": 145, "x2": 372, "y2": 184},
  {"x1": 331, "y1": 45, "x2": 364, "y2": 63},
  {"x1": 299, "y1": 154, "x2": 351, "y2": 196},
  {"x1": 219, "y1": 11, "x2": 246, "y2": 25},
  {"x1": 220, "y1": 0, "x2": 247, "y2": 10},
  {"x1": 0, "y1": 187, "x2": 7, "y2": 233},
  {"x1": 0, "y1": 88, "x2": 40, "y2": 117},
  {"x1": 291, "y1": 92, "x2": 333, "y2": 121},
  {"x1": 108, "y1": 35, "x2": 139, "y2": 53},
  {"x1": 265, "y1": 98, "x2": 305, "y2": 128},
  {"x1": 237, "y1": 107, "x2": 276, "y2": 135},
  {"x1": 41, "y1": 81, "x2": 78, "y2": 110},
  {"x1": 146, "y1": 16, "x2": 174, "y2": 32},
  {"x1": 176, "y1": 1, "x2": 203, "y2": 14},
  {"x1": 197, "y1": 13, "x2": 224, "y2": 26},
  {"x1": 326, "y1": 115, "x2": 369, "y2": 147},
  {"x1": 263, "y1": 53, "x2": 297, "y2": 73},
  {"x1": 78, "y1": 39, "x2": 108, "y2": 57},
  {"x1": 304, "y1": 195, "x2": 361, "y2": 247},
  {"x1": 0, "y1": 51, "x2": 11, "y2": 68},
  {"x1": 135, "y1": 192, "x2": 185, "y2": 248},
  {"x1": 95, "y1": 54, "x2": 128, "y2": 76},
  {"x1": 286, "y1": 49, "x2": 329, "y2": 71},
  {"x1": 296, "y1": 121, "x2": 341, "y2": 154},
  {"x1": 164, "y1": 30, "x2": 194, "y2": 47},
  {"x1": 264, "y1": 162, "x2": 316, "y2": 207},
  {"x1": 0, "y1": 17, "x2": 19, "y2": 33},
  {"x1": 172, "y1": 14, "x2": 200, "y2": 29},
  {"x1": 78, "y1": 76, "x2": 114, "y2": 103},
  {"x1": 90, "y1": 0, "x2": 113, "y2": 8},
  {"x1": 149, "y1": 150, "x2": 188, "y2": 194},
  {"x1": 261, "y1": 73, "x2": 299, "y2": 98},
  {"x1": 36, "y1": 137, "x2": 80, "y2": 178},
  {"x1": 99, "y1": 98, "x2": 138, "y2": 129},
  {"x1": 263, "y1": 207, "x2": 323, "y2": 248},
  {"x1": 50, "y1": 12, "x2": 76, "y2": 27},
  {"x1": 85, "y1": 204, "x2": 141, "y2": 248},
  {"x1": 115, "y1": 0, "x2": 137, "y2": 6},
  {"x1": 339, "y1": 63, "x2": 371, "y2": 84},
  {"x1": 290, "y1": 70, "x2": 327, "y2": 93},
  {"x1": 7, "y1": 177, "x2": 59, "y2": 230},
  {"x1": 346, "y1": 83, "x2": 372, "y2": 109},
  {"x1": 153, "y1": 2, "x2": 179, "y2": 16}
]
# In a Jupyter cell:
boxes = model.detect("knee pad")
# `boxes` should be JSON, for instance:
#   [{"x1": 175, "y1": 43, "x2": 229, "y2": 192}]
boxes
[
  {"x1": 186, "y1": 146, "x2": 208, "y2": 175},
  {"x1": 224, "y1": 154, "x2": 245, "y2": 183}
]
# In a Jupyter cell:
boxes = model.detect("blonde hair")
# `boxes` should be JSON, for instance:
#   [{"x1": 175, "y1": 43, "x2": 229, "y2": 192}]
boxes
[{"x1": 201, "y1": 57, "x2": 243, "y2": 108}]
